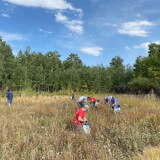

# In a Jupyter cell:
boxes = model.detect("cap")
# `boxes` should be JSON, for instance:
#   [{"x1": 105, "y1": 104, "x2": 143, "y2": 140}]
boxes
[
  {"x1": 83, "y1": 97, "x2": 87, "y2": 102},
  {"x1": 84, "y1": 105, "x2": 89, "y2": 111},
  {"x1": 110, "y1": 96, "x2": 113, "y2": 100}
]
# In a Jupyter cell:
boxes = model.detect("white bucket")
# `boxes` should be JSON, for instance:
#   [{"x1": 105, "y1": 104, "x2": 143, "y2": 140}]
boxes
[
  {"x1": 114, "y1": 107, "x2": 120, "y2": 113},
  {"x1": 95, "y1": 101, "x2": 99, "y2": 107}
]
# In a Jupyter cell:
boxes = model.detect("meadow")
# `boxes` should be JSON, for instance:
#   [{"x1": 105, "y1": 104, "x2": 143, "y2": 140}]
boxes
[{"x1": 0, "y1": 94, "x2": 160, "y2": 160}]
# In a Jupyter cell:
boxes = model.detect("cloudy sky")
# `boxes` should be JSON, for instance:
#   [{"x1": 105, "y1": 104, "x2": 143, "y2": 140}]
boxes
[{"x1": 0, "y1": 0, "x2": 160, "y2": 66}]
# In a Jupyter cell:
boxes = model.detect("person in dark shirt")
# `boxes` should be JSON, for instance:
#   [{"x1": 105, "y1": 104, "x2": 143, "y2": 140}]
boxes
[
  {"x1": 71, "y1": 91, "x2": 75, "y2": 100},
  {"x1": 6, "y1": 90, "x2": 13, "y2": 106}
]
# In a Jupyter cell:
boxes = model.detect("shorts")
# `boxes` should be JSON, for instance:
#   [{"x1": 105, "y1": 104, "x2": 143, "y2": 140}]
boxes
[{"x1": 73, "y1": 124, "x2": 83, "y2": 132}]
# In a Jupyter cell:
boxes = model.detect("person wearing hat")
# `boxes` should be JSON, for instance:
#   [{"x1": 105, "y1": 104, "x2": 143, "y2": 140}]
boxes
[
  {"x1": 73, "y1": 105, "x2": 89, "y2": 132},
  {"x1": 77, "y1": 96, "x2": 87, "y2": 108},
  {"x1": 104, "y1": 96, "x2": 110, "y2": 107},
  {"x1": 110, "y1": 96, "x2": 120, "y2": 113}
]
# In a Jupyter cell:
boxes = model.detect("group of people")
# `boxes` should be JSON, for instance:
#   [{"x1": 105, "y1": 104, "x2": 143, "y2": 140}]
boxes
[
  {"x1": 73, "y1": 95, "x2": 120, "y2": 134},
  {"x1": 5, "y1": 90, "x2": 120, "y2": 135},
  {"x1": 104, "y1": 96, "x2": 120, "y2": 113}
]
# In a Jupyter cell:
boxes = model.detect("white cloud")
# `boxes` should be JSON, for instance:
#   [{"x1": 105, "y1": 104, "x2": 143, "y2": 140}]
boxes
[
  {"x1": 55, "y1": 13, "x2": 84, "y2": 34},
  {"x1": 65, "y1": 20, "x2": 83, "y2": 34},
  {"x1": 125, "y1": 46, "x2": 131, "y2": 50},
  {"x1": 4, "y1": 0, "x2": 83, "y2": 34},
  {"x1": 136, "y1": 14, "x2": 142, "y2": 18},
  {"x1": 3, "y1": 0, "x2": 83, "y2": 17},
  {"x1": 0, "y1": 31, "x2": 25, "y2": 41},
  {"x1": 4, "y1": 0, "x2": 74, "y2": 10},
  {"x1": 39, "y1": 28, "x2": 53, "y2": 34},
  {"x1": 80, "y1": 47, "x2": 103, "y2": 56},
  {"x1": 134, "y1": 40, "x2": 160, "y2": 51},
  {"x1": 55, "y1": 13, "x2": 68, "y2": 22},
  {"x1": 118, "y1": 20, "x2": 154, "y2": 37},
  {"x1": 105, "y1": 23, "x2": 117, "y2": 27},
  {"x1": 1, "y1": 13, "x2": 10, "y2": 18}
]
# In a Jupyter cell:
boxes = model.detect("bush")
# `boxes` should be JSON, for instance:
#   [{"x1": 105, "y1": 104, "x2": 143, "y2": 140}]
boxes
[{"x1": 128, "y1": 77, "x2": 159, "y2": 94}]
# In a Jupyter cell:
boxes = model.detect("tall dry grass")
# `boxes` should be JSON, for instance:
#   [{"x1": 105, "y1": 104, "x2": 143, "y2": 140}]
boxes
[{"x1": 0, "y1": 94, "x2": 160, "y2": 160}]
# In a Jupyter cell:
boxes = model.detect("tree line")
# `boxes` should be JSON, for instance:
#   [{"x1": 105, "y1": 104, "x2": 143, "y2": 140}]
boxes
[{"x1": 0, "y1": 36, "x2": 160, "y2": 95}]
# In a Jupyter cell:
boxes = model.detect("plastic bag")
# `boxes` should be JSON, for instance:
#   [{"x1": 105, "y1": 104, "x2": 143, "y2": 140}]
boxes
[
  {"x1": 83, "y1": 124, "x2": 90, "y2": 134},
  {"x1": 114, "y1": 107, "x2": 120, "y2": 113},
  {"x1": 95, "y1": 101, "x2": 99, "y2": 107}
]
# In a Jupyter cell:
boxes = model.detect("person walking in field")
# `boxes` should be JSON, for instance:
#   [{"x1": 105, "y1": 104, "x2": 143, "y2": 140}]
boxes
[
  {"x1": 77, "y1": 96, "x2": 87, "y2": 108},
  {"x1": 104, "y1": 96, "x2": 110, "y2": 107},
  {"x1": 6, "y1": 90, "x2": 13, "y2": 106},
  {"x1": 110, "y1": 96, "x2": 120, "y2": 113},
  {"x1": 73, "y1": 105, "x2": 89, "y2": 133}
]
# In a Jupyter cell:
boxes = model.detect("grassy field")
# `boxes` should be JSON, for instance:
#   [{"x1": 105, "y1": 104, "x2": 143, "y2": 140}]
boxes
[{"x1": 0, "y1": 94, "x2": 160, "y2": 160}]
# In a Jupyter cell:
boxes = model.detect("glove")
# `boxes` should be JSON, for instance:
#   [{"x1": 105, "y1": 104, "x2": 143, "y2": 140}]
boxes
[{"x1": 84, "y1": 121, "x2": 90, "y2": 125}]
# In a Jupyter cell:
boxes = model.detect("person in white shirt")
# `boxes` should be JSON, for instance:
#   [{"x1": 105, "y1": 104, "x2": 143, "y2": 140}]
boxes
[{"x1": 77, "y1": 96, "x2": 87, "y2": 108}]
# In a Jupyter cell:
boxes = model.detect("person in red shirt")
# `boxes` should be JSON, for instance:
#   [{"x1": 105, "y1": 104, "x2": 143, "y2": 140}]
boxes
[
  {"x1": 73, "y1": 105, "x2": 89, "y2": 132},
  {"x1": 87, "y1": 97, "x2": 99, "y2": 109},
  {"x1": 88, "y1": 97, "x2": 96, "y2": 103}
]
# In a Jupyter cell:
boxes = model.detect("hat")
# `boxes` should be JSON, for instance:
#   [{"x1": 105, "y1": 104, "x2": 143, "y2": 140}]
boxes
[
  {"x1": 84, "y1": 105, "x2": 89, "y2": 111},
  {"x1": 83, "y1": 97, "x2": 87, "y2": 102},
  {"x1": 110, "y1": 96, "x2": 113, "y2": 100}
]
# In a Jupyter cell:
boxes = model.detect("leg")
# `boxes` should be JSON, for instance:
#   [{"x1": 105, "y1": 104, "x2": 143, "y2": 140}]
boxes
[
  {"x1": 7, "y1": 99, "x2": 10, "y2": 106},
  {"x1": 10, "y1": 99, "x2": 12, "y2": 105}
]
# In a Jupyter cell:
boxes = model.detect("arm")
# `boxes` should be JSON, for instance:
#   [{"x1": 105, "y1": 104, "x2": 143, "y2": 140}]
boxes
[
  {"x1": 78, "y1": 116, "x2": 87, "y2": 122},
  {"x1": 112, "y1": 101, "x2": 117, "y2": 106}
]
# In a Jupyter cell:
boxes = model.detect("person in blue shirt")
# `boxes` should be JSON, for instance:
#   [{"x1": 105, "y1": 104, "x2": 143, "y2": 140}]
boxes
[
  {"x1": 110, "y1": 96, "x2": 120, "y2": 113},
  {"x1": 6, "y1": 90, "x2": 13, "y2": 106}
]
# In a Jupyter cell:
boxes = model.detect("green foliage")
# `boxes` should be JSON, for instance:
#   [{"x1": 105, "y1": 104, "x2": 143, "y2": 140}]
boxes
[
  {"x1": 0, "y1": 37, "x2": 14, "y2": 89},
  {"x1": 133, "y1": 43, "x2": 160, "y2": 95},
  {"x1": 128, "y1": 77, "x2": 159, "y2": 94},
  {"x1": 0, "y1": 36, "x2": 160, "y2": 95}
]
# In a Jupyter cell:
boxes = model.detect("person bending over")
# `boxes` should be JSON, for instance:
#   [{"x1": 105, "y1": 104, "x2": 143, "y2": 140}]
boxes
[
  {"x1": 77, "y1": 96, "x2": 87, "y2": 108},
  {"x1": 73, "y1": 105, "x2": 89, "y2": 132},
  {"x1": 104, "y1": 96, "x2": 110, "y2": 107},
  {"x1": 110, "y1": 96, "x2": 120, "y2": 113}
]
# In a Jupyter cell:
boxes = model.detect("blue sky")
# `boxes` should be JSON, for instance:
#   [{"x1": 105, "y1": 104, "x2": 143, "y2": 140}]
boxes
[{"x1": 0, "y1": 0, "x2": 160, "y2": 66}]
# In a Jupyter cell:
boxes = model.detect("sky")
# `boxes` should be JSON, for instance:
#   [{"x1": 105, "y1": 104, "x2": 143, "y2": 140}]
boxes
[{"x1": 0, "y1": 0, "x2": 160, "y2": 66}]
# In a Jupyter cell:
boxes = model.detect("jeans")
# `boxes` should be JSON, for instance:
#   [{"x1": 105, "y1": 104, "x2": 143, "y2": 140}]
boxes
[
  {"x1": 105, "y1": 101, "x2": 110, "y2": 107},
  {"x1": 7, "y1": 99, "x2": 12, "y2": 106}
]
